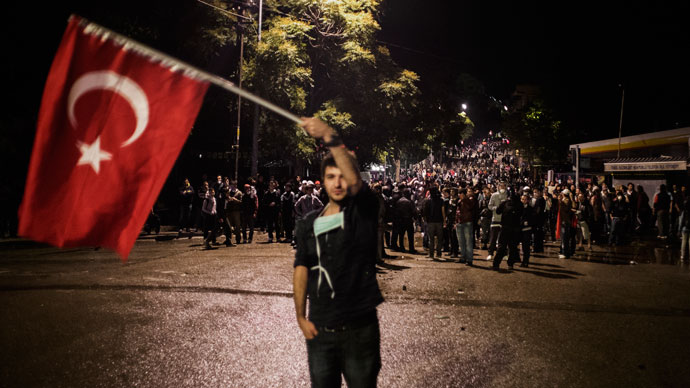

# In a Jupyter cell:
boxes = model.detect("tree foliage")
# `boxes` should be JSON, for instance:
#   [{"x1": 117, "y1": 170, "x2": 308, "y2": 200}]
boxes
[
  {"x1": 242, "y1": 0, "x2": 421, "y2": 168},
  {"x1": 501, "y1": 99, "x2": 570, "y2": 165}
]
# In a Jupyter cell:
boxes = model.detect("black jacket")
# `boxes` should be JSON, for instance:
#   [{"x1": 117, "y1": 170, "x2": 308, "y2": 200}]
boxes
[{"x1": 496, "y1": 195, "x2": 522, "y2": 229}]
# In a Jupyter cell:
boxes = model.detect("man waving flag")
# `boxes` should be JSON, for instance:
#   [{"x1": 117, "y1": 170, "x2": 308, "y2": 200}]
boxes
[{"x1": 18, "y1": 16, "x2": 209, "y2": 260}]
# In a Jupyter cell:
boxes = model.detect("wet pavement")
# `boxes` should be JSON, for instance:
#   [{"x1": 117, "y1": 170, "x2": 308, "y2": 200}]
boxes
[{"x1": 1, "y1": 230, "x2": 689, "y2": 387}]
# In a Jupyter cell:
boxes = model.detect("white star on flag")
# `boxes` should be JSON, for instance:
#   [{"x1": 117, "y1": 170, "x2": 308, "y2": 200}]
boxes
[{"x1": 76, "y1": 136, "x2": 112, "y2": 174}]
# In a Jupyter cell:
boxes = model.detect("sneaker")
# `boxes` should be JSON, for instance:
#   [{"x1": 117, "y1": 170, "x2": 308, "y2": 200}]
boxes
[
  {"x1": 558, "y1": 254, "x2": 566, "y2": 259},
  {"x1": 486, "y1": 254, "x2": 492, "y2": 261}
]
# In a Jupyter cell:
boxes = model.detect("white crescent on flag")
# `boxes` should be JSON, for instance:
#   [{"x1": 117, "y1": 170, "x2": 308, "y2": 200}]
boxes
[{"x1": 67, "y1": 70, "x2": 150, "y2": 147}]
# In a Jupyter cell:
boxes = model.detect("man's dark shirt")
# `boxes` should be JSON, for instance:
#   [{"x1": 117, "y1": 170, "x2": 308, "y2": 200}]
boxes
[
  {"x1": 294, "y1": 185, "x2": 384, "y2": 326},
  {"x1": 496, "y1": 196, "x2": 522, "y2": 228},
  {"x1": 179, "y1": 185, "x2": 194, "y2": 206},
  {"x1": 424, "y1": 195, "x2": 444, "y2": 223},
  {"x1": 394, "y1": 196, "x2": 415, "y2": 221}
]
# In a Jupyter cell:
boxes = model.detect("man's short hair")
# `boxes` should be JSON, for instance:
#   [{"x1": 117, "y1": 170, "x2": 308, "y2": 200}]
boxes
[{"x1": 320, "y1": 152, "x2": 338, "y2": 179}]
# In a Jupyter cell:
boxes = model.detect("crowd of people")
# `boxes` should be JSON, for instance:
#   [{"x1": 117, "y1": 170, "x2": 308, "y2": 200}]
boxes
[
  {"x1": 177, "y1": 135, "x2": 690, "y2": 264},
  {"x1": 177, "y1": 174, "x2": 329, "y2": 250}
]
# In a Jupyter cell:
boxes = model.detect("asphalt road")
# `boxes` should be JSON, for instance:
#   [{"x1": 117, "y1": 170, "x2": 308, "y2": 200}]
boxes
[{"x1": 1, "y1": 231, "x2": 689, "y2": 387}]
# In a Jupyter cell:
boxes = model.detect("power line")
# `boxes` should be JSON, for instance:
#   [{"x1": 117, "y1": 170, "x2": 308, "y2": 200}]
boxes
[{"x1": 195, "y1": 0, "x2": 252, "y2": 20}]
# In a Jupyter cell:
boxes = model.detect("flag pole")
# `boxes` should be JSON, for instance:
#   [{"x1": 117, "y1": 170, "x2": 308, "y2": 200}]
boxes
[{"x1": 75, "y1": 15, "x2": 303, "y2": 125}]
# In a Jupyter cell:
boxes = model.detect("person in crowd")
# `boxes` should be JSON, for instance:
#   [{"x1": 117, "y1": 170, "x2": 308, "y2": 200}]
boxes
[
  {"x1": 389, "y1": 187, "x2": 403, "y2": 251},
  {"x1": 519, "y1": 190, "x2": 535, "y2": 267},
  {"x1": 609, "y1": 190, "x2": 629, "y2": 246},
  {"x1": 263, "y1": 179, "x2": 281, "y2": 243},
  {"x1": 423, "y1": 186, "x2": 445, "y2": 260},
  {"x1": 478, "y1": 186, "x2": 493, "y2": 250},
  {"x1": 194, "y1": 179, "x2": 209, "y2": 232},
  {"x1": 241, "y1": 184, "x2": 258, "y2": 244},
  {"x1": 671, "y1": 184, "x2": 684, "y2": 241},
  {"x1": 576, "y1": 192, "x2": 593, "y2": 251},
  {"x1": 626, "y1": 182, "x2": 639, "y2": 232},
  {"x1": 224, "y1": 180, "x2": 243, "y2": 246},
  {"x1": 395, "y1": 188, "x2": 417, "y2": 254},
  {"x1": 493, "y1": 191, "x2": 522, "y2": 270},
  {"x1": 212, "y1": 175, "x2": 224, "y2": 200},
  {"x1": 294, "y1": 182, "x2": 324, "y2": 249},
  {"x1": 442, "y1": 188, "x2": 452, "y2": 253},
  {"x1": 294, "y1": 182, "x2": 324, "y2": 221},
  {"x1": 558, "y1": 189, "x2": 576, "y2": 259},
  {"x1": 280, "y1": 182, "x2": 297, "y2": 244},
  {"x1": 679, "y1": 195, "x2": 690, "y2": 261},
  {"x1": 373, "y1": 183, "x2": 387, "y2": 263},
  {"x1": 532, "y1": 187, "x2": 546, "y2": 253},
  {"x1": 178, "y1": 178, "x2": 194, "y2": 235},
  {"x1": 636, "y1": 185, "x2": 652, "y2": 234},
  {"x1": 487, "y1": 182, "x2": 508, "y2": 261},
  {"x1": 654, "y1": 184, "x2": 671, "y2": 239},
  {"x1": 601, "y1": 187, "x2": 613, "y2": 238},
  {"x1": 589, "y1": 186, "x2": 604, "y2": 244},
  {"x1": 446, "y1": 188, "x2": 459, "y2": 258},
  {"x1": 456, "y1": 188, "x2": 475, "y2": 265},
  {"x1": 202, "y1": 188, "x2": 218, "y2": 250}
]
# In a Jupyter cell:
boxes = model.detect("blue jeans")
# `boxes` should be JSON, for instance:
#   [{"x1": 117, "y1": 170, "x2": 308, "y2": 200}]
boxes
[
  {"x1": 456, "y1": 222, "x2": 474, "y2": 263},
  {"x1": 609, "y1": 217, "x2": 623, "y2": 245},
  {"x1": 306, "y1": 319, "x2": 381, "y2": 388},
  {"x1": 426, "y1": 222, "x2": 443, "y2": 257}
]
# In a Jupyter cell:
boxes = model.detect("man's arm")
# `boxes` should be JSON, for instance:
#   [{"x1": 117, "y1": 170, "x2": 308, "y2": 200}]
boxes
[
  {"x1": 293, "y1": 265, "x2": 318, "y2": 340},
  {"x1": 300, "y1": 117, "x2": 363, "y2": 195}
]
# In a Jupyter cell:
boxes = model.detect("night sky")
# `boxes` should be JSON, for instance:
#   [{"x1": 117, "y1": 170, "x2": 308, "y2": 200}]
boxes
[
  {"x1": 379, "y1": 1, "x2": 690, "y2": 140},
  {"x1": 4, "y1": 1, "x2": 690, "y2": 146}
]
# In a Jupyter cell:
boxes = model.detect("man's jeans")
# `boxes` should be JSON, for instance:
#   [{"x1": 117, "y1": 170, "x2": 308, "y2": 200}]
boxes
[
  {"x1": 456, "y1": 222, "x2": 473, "y2": 263},
  {"x1": 426, "y1": 222, "x2": 443, "y2": 258},
  {"x1": 609, "y1": 217, "x2": 623, "y2": 245},
  {"x1": 306, "y1": 320, "x2": 381, "y2": 388}
]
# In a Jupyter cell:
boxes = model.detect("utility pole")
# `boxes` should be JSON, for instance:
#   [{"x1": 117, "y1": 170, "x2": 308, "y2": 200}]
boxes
[
  {"x1": 250, "y1": 0, "x2": 263, "y2": 177},
  {"x1": 234, "y1": 17, "x2": 246, "y2": 182},
  {"x1": 617, "y1": 84, "x2": 625, "y2": 158}
]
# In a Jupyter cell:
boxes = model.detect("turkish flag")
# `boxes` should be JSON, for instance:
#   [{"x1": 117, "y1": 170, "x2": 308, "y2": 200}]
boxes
[{"x1": 18, "y1": 16, "x2": 209, "y2": 260}]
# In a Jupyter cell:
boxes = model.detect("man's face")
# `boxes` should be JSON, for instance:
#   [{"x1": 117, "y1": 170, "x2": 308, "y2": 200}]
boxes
[
  {"x1": 324, "y1": 166, "x2": 348, "y2": 202},
  {"x1": 217, "y1": 176, "x2": 222, "y2": 183},
  {"x1": 184, "y1": 179, "x2": 190, "y2": 187}
]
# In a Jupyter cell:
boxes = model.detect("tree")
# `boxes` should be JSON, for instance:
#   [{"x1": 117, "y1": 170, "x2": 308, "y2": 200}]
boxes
[
  {"x1": 242, "y1": 0, "x2": 420, "y2": 169},
  {"x1": 501, "y1": 99, "x2": 570, "y2": 165}
]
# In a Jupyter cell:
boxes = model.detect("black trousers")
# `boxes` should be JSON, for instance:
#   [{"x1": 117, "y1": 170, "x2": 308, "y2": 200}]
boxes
[
  {"x1": 391, "y1": 220, "x2": 401, "y2": 249},
  {"x1": 282, "y1": 214, "x2": 294, "y2": 241},
  {"x1": 488, "y1": 224, "x2": 501, "y2": 255},
  {"x1": 493, "y1": 226, "x2": 520, "y2": 268},
  {"x1": 398, "y1": 219, "x2": 415, "y2": 251}
]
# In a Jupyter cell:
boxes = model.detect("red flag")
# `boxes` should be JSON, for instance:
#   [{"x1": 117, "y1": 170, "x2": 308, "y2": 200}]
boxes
[{"x1": 18, "y1": 16, "x2": 209, "y2": 260}]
